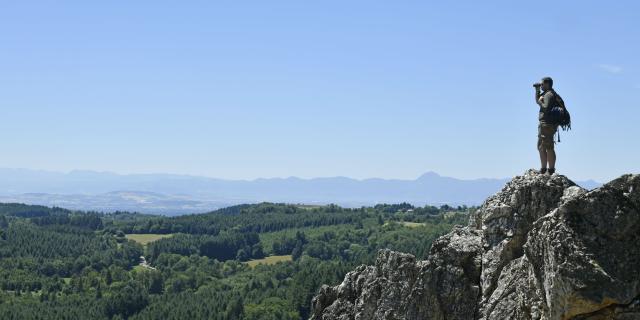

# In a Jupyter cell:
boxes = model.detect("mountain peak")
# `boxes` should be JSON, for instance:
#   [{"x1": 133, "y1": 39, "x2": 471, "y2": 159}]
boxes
[{"x1": 417, "y1": 171, "x2": 442, "y2": 180}]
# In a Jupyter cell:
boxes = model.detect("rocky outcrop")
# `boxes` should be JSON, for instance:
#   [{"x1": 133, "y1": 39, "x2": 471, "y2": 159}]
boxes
[{"x1": 310, "y1": 170, "x2": 640, "y2": 320}]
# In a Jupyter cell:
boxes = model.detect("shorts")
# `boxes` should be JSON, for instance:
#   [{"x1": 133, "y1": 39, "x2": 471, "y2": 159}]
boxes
[{"x1": 537, "y1": 122, "x2": 557, "y2": 151}]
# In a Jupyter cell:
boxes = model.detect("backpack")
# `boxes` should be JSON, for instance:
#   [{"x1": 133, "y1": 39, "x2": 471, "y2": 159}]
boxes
[{"x1": 546, "y1": 90, "x2": 571, "y2": 142}]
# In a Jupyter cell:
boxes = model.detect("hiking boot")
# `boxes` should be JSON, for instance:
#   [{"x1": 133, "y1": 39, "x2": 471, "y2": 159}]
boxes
[
  {"x1": 539, "y1": 168, "x2": 547, "y2": 174},
  {"x1": 548, "y1": 168, "x2": 556, "y2": 175}
]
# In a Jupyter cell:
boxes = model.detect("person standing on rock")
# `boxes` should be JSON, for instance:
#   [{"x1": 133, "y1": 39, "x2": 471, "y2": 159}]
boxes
[{"x1": 534, "y1": 76, "x2": 561, "y2": 175}]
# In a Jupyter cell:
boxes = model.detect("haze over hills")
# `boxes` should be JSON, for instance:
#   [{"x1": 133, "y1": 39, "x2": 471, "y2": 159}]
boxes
[{"x1": 0, "y1": 168, "x2": 601, "y2": 215}]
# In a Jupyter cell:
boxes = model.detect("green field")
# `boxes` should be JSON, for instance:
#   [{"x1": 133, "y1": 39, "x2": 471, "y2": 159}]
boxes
[
  {"x1": 132, "y1": 265, "x2": 147, "y2": 272},
  {"x1": 382, "y1": 221, "x2": 428, "y2": 228},
  {"x1": 125, "y1": 233, "x2": 174, "y2": 245},
  {"x1": 245, "y1": 255, "x2": 293, "y2": 268},
  {"x1": 399, "y1": 221, "x2": 427, "y2": 228}
]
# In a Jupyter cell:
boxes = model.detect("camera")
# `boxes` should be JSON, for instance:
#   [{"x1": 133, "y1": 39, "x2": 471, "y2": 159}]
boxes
[{"x1": 533, "y1": 82, "x2": 542, "y2": 88}]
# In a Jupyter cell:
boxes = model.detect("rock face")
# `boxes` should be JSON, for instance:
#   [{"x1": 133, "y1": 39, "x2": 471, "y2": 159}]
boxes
[{"x1": 310, "y1": 170, "x2": 640, "y2": 320}]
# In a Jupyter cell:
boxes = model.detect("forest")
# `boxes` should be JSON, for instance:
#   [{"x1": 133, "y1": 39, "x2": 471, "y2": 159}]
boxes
[{"x1": 0, "y1": 201, "x2": 471, "y2": 319}]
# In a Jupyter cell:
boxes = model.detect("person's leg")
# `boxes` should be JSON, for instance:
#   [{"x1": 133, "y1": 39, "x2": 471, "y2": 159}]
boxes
[
  {"x1": 538, "y1": 123, "x2": 557, "y2": 174},
  {"x1": 537, "y1": 124, "x2": 547, "y2": 172},
  {"x1": 538, "y1": 148, "x2": 547, "y2": 169},
  {"x1": 547, "y1": 149, "x2": 556, "y2": 170},
  {"x1": 545, "y1": 125, "x2": 558, "y2": 173}
]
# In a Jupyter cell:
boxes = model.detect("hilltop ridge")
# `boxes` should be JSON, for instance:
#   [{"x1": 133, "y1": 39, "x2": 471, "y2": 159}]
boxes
[{"x1": 310, "y1": 170, "x2": 640, "y2": 320}]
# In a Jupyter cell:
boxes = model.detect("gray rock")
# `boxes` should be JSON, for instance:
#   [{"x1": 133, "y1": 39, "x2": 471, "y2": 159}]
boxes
[
  {"x1": 310, "y1": 171, "x2": 640, "y2": 320},
  {"x1": 479, "y1": 170, "x2": 581, "y2": 315},
  {"x1": 525, "y1": 174, "x2": 640, "y2": 320},
  {"x1": 310, "y1": 227, "x2": 482, "y2": 320}
]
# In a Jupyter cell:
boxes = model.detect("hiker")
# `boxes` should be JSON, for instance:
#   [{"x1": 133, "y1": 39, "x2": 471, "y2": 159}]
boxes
[{"x1": 533, "y1": 76, "x2": 568, "y2": 175}]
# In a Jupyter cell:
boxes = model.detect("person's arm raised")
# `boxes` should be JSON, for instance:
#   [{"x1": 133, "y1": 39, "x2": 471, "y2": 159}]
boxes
[
  {"x1": 535, "y1": 88, "x2": 543, "y2": 107},
  {"x1": 541, "y1": 91, "x2": 553, "y2": 111}
]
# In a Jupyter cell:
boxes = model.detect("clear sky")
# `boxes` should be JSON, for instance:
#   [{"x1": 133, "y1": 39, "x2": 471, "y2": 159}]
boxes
[{"x1": 1, "y1": 1, "x2": 639, "y2": 182}]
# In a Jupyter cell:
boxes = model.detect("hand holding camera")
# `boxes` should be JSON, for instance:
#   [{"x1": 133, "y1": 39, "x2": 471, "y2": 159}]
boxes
[{"x1": 533, "y1": 82, "x2": 542, "y2": 93}]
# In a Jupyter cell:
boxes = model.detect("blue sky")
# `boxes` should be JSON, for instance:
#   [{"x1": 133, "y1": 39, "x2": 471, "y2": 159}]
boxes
[{"x1": 1, "y1": 1, "x2": 638, "y2": 182}]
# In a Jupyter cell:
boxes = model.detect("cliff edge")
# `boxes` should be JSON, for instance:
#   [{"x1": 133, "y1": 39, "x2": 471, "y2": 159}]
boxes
[{"x1": 310, "y1": 170, "x2": 640, "y2": 320}]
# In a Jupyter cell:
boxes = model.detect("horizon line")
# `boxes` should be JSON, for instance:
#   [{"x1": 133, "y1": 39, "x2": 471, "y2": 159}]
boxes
[{"x1": 0, "y1": 167, "x2": 603, "y2": 184}]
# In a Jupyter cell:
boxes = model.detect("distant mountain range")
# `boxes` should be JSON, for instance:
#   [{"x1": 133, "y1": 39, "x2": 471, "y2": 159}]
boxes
[{"x1": 0, "y1": 168, "x2": 602, "y2": 215}]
